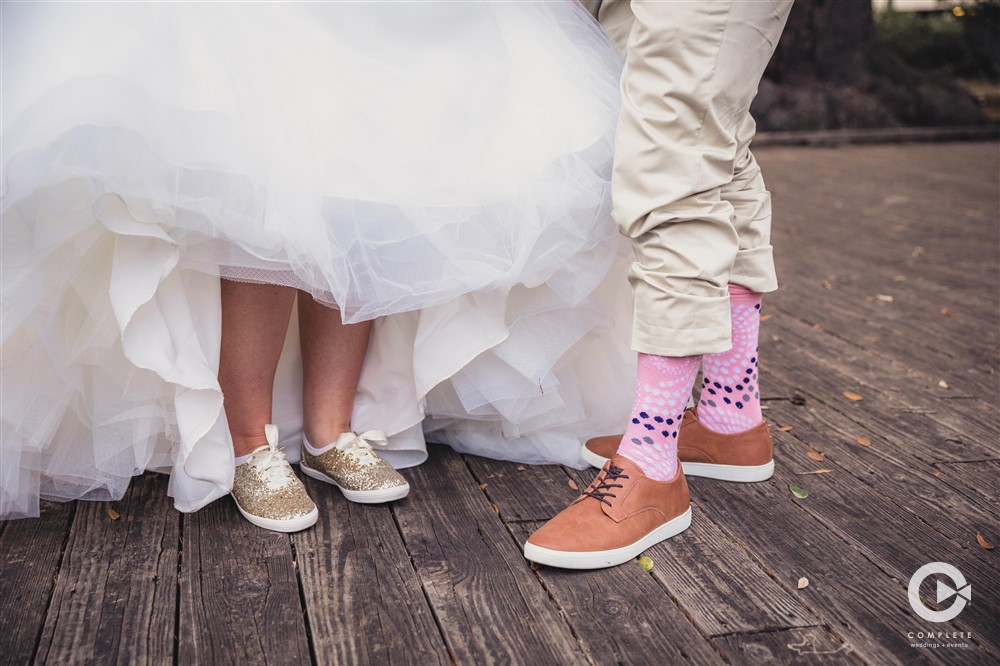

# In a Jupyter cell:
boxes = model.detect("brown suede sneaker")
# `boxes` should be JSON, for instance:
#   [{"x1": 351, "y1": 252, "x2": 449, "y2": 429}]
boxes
[
  {"x1": 523, "y1": 455, "x2": 691, "y2": 569},
  {"x1": 581, "y1": 410, "x2": 774, "y2": 482}
]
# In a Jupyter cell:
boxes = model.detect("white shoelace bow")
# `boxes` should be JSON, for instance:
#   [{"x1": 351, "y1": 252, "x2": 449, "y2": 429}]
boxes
[
  {"x1": 249, "y1": 424, "x2": 296, "y2": 488},
  {"x1": 333, "y1": 430, "x2": 389, "y2": 465}
]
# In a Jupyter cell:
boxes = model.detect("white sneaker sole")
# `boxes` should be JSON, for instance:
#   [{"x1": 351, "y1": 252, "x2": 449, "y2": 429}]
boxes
[
  {"x1": 580, "y1": 446, "x2": 612, "y2": 470},
  {"x1": 299, "y1": 464, "x2": 410, "y2": 503},
  {"x1": 523, "y1": 507, "x2": 692, "y2": 570},
  {"x1": 682, "y1": 460, "x2": 774, "y2": 482},
  {"x1": 232, "y1": 497, "x2": 319, "y2": 533},
  {"x1": 581, "y1": 446, "x2": 774, "y2": 483}
]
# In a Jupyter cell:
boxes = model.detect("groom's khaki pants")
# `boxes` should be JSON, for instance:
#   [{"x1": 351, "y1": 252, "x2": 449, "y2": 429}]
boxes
[{"x1": 596, "y1": 0, "x2": 793, "y2": 356}]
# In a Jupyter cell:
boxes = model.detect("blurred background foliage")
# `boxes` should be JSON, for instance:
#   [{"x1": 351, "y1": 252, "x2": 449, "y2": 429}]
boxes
[
  {"x1": 752, "y1": 0, "x2": 999, "y2": 130},
  {"x1": 877, "y1": 2, "x2": 999, "y2": 80}
]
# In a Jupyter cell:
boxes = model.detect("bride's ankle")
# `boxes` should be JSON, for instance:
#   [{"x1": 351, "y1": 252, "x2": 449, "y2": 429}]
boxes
[
  {"x1": 232, "y1": 432, "x2": 270, "y2": 458},
  {"x1": 303, "y1": 423, "x2": 352, "y2": 449}
]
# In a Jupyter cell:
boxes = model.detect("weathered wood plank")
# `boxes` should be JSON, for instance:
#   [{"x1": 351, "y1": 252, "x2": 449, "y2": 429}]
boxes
[
  {"x1": 392, "y1": 445, "x2": 587, "y2": 664},
  {"x1": 763, "y1": 439, "x2": 1000, "y2": 657},
  {"x1": 470, "y1": 456, "x2": 768, "y2": 661},
  {"x1": 757, "y1": 314, "x2": 997, "y2": 464},
  {"x1": 291, "y1": 478, "x2": 450, "y2": 666},
  {"x1": 710, "y1": 626, "x2": 856, "y2": 665},
  {"x1": 467, "y1": 456, "x2": 584, "y2": 522},
  {"x1": 178, "y1": 490, "x2": 309, "y2": 665},
  {"x1": 770, "y1": 280, "x2": 998, "y2": 402},
  {"x1": 688, "y1": 476, "x2": 959, "y2": 665},
  {"x1": 0, "y1": 501, "x2": 74, "y2": 665},
  {"x1": 34, "y1": 474, "x2": 178, "y2": 665},
  {"x1": 760, "y1": 143, "x2": 1000, "y2": 403},
  {"x1": 507, "y1": 521, "x2": 724, "y2": 666},
  {"x1": 558, "y1": 466, "x2": 821, "y2": 639},
  {"x1": 763, "y1": 373, "x2": 1000, "y2": 527},
  {"x1": 936, "y1": 460, "x2": 1000, "y2": 509},
  {"x1": 764, "y1": 389, "x2": 1000, "y2": 643}
]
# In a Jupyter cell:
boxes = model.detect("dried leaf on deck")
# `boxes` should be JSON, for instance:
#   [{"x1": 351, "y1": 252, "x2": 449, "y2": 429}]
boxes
[
  {"x1": 931, "y1": 470, "x2": 941, "y2": 478},
  {"x1": 977, "y1": 533, "x2": 995, "y2": 550},
  {"x1": 491, "y1": 503, "x2": 500, "y2": 516},
  {"x1": 637, "y1": 556, "x2": 654, "y2": 572},
  {"x1": 938, "y1": 380, "x2": 949, "y2": 389},
  {"x1": 516, "y1": 465, "x2": 526, "y2": 472},
  {"x1": 777, "y1": 425, "x2": 793, "y2": 432},
  {"x1": 107, "y1": 506, "x2": 120, "y2": 521},
  {"x1": 939, "y1": 308, "x2": 953, "y2": 317},
  {"x1": 479, "y1": 483, "x2": 489, "y2": 491},
  {"x1": 760, "y1": 314, "x2": 772, "y2": 322},
  {"x1": 797, "y1": 577, "x2": 809, "y2": 589},
  {"x1": 798, "y1": 469, "x2": 833, "y2": 475},
  {"x1": 567, "y1": 479, "x2": 579, "y2": 491},
  {"x1": 789, "y1": 484, "x2": 808, "y2": 499},
  {"x1": 855, "y1": 436, "x2": 871, "y2": 447},
  {"x1": 806, "y1": 450, "x2": 825, "y2": 462},
  {"x1": 843, "y1": 391, "x2": 864, "y2": 402}
]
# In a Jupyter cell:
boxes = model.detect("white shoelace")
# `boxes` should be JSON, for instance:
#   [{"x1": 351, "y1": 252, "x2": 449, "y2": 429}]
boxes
[
  {"x1": 249, "y1": 424, "x2": 296, "y2": 489},
  {"x1": 333, "y1": 430, "x2": 389, "y2": 465}
]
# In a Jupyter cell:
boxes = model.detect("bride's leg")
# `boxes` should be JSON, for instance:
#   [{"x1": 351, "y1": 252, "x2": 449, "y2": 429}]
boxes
[
  {"x1": 219, "y1": 279, "x2": 297, "y2": 457},
  {"x1": 297, "y1": 291, "x2": 372, "y2": 446}
]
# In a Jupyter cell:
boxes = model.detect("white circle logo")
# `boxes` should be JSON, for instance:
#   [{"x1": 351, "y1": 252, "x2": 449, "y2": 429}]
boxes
[{"x1": 908, "y1": 562, "x2": 971, "y2": 623}]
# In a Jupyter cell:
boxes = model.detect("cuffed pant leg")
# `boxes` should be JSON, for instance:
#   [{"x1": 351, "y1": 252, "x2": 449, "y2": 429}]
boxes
[
  {"x1": 612, "y1": 1, "x2": 792, "y2": 356},
  {"x1": 725, "y1": 114, "x2": 778, "y2": 295}
]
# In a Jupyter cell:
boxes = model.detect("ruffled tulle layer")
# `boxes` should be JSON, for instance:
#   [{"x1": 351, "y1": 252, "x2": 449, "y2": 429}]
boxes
[{"x1": 1, "y1": 2, "x2": 633, "y2": 518}]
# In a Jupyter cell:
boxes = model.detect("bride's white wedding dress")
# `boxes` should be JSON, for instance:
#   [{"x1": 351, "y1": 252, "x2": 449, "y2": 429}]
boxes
[{"x1": 1, "y1": 2, "x2": 635, "y2": 518}]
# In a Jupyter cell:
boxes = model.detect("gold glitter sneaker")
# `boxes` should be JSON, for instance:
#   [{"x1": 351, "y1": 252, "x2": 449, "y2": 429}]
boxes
[
  {"x1": 231, "y1": 424, "x2": 318, "y2": 533},
  {"x1": 299, "y1": 430, "x2": 410, "y2": 503}
]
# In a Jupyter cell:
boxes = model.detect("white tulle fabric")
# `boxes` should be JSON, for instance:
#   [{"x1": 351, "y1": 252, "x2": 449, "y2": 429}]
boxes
[{"x1": 1, "y1": 2, "x2": 635, "y2": 519}]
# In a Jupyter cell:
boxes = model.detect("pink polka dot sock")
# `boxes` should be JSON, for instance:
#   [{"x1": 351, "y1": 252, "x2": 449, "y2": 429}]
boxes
[
  {"x1": 697, "y1": 284, "x2": 764, "y2": 434},
  {"x1": 616, "y1": 353, "x2": 702, "y2": 482}
]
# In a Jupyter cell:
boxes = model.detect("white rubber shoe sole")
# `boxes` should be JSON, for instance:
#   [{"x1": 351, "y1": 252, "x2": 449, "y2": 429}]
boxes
[
  {"x1": 581, "y1": 446, "x2": 774, "y2": 483},
  {"x1": 233, "y1": 498, "x2": 319, "y2": 533},
  {"x1": 580, "y1": 446, "x2": 613, "y2": 470},
  {"x1": 681, "y1": 460, "x2": 774, "y2": 482},
  {"x1": 523, "y1": 507, "x2": 692, "y2": 570},
  {"x1": 299, "y1": 464, "x2": 410, "y2": 503}
]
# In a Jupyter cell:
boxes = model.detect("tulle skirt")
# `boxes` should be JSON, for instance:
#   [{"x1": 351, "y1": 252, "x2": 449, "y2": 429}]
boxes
[{"x1": 1, "y1": 1, "x2": 635, "y2": 518}]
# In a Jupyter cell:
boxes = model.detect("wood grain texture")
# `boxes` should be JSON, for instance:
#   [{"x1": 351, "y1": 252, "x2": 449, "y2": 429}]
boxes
[
  {"x1": 508, "y1": 521, "x2": 724, "y2": 666},
  {"x1": 0, "y1": 501, "x2": 74, "y2": 665},
  {"x1": 178, "y1": 491, "x2": 309, "y2": 666},
  {"x1": 935, "y1": 460, "x2": 1000, "y2": 509},
  {"x1": 711, "y1": 626, "x2": 857, "y2": 665},
  {"x1": 34, "y1": 474, "x2": 178, "y2": 665},
  {"x1": 758, "y1": 317, "x2": 996, "y2": 464},
  {"x1": 765, "y1": 436, "x2": 1000, "y2": 658},
  {"x1": 473, "y1": 457, "x2": 722, "y2": 664},
  {"x1": 465, "y1": 456, "x2": 577, "y2": 522},
  {"x1": 558, "y1": 465, "x2": 821, "y2": 639},
  {"x1": 689, "y1": 477, "x2": 957, "y2": 666},
  {"x1": 764, "y1": 302, "x2": 998, "y2": 460},
  {"x1": 291, "y1": 477, "x2": 450, "y2": 666},
  {"x1": 762, "y1": 142, "x2": 999, "y2": 402},
  {"x1": 392, "y1": 445, "x2": 587, "y2": 664}
]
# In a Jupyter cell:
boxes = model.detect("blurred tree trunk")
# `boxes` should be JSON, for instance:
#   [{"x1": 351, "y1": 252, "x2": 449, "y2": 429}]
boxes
[{"x1": 752, "y1": 0, "x2": 986, "y2": 130}]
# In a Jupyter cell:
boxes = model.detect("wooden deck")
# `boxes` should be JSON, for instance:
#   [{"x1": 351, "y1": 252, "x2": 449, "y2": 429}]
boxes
[{"x1": 2, "y1": 141, "x2": 998, "y2": 665}]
